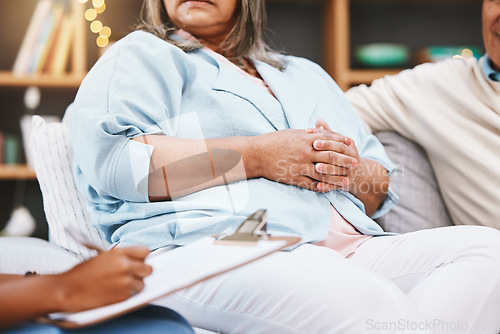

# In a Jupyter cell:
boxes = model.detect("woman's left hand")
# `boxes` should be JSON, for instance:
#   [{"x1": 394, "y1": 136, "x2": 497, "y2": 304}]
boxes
[{"x1": 309, "y1": 119, "x2": 362, "y2": 193}]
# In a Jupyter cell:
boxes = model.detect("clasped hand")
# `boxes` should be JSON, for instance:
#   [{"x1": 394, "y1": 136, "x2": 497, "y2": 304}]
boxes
[{"x1": 256, "y1": 119, "x2": 361, "y2": 193}]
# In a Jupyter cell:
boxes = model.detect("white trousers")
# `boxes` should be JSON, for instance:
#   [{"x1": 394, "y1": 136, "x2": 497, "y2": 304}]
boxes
[{"x1": 155, "y1": 226, "x2": 500, "y2": 334}]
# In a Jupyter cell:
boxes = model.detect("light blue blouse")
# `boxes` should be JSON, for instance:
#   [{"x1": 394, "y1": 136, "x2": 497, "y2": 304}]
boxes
[
  {"x1": 71, "y1": 31, "x2": 397, "y2": 249},
  {"x1": 482, "y1": 54, "x2": 500, "y2": 82}
]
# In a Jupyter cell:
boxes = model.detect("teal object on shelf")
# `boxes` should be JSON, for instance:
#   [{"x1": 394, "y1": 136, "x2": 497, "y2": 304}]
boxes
[
  {"x1": 4, "y1": 134, "x2": 20, "y2": 164},
  {"x1": 422, "y1": 46, "x2": 482, "y2": 62},
  {"x1": 355, "y1": 43, "x2": 410, "y2": 68}
]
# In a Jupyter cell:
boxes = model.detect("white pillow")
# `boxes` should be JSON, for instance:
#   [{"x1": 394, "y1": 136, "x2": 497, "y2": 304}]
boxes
[
  {"x1": 31, "y1": 115, "x2": 110, "y2": 260},
  {"x1": 0, "y1": 237, "x2": 79, "y2": 275}
]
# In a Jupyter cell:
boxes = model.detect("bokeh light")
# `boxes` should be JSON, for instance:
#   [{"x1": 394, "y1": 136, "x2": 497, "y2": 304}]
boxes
[
  {"x1": 461, "y1": 48, "x2": 474, "y2": 59},
  {"x1": 100, "y1": 26, "x2": 111, "y2": 38},
  {"x1": 97, "y1": 35, "x2": 109, "y2": 48},
  {"x1": 90, "y1": 20, "x2": 103, "y2": 33},
  {"x1": 95, "y1": 3, "x2": 106, "y2": 14},
  {"x1": 82, "y1": 0, "x2": 112, "y2": 48},
  {"x1": 92, "y1": 0, "x2": 105, "y2": 7},
  {"x1": 84, "y1": 8, "x2": 97, "y2": 21}
]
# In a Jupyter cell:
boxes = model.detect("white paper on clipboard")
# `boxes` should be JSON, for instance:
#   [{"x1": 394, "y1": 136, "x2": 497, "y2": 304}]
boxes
[{"x1": 47, "y1": 235, "x2": 299, "y2": 327}]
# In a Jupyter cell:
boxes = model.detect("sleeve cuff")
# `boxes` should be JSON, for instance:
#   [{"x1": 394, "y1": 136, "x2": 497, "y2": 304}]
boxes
[{"x1": 114, "y1": 139, "x2": 154, "y2": 202}]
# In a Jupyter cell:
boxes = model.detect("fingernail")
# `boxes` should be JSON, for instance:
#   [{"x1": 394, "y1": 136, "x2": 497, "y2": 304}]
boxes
[
  {"x1": 314, "y1": 140, "x2": 323, "y2": 148},
  {"x1": 319, "y1": 126, "x2": 325, "y2": 130},
  {"x1": 352, "y1": 159, "x2": 358, "y2": 168},
  {"x1": 316, "y1": 163, "x2": 325, "y2": 172},
  {"x1": 317, "y1": 183, "x2": 323, "y2": 191},
  {"x1": 306, "y1": 128, "x2": 315, "y2": 133},
  {"x1": 345, "y1": 137, "x2": 352, "y2": 145},
  {"x1": 342, "y1": 178, "x2": 349, "y2": 186}
]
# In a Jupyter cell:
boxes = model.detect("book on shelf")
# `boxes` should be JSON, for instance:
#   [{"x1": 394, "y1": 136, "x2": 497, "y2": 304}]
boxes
[
  {"x1": 41, "y1": 5, "x2": 66, "y2": 74},
  {"x1": 49, "y1": 13, "x2": 74, "y2": 76},
  {"x1": 34, "y1": 5, "x2": 65, "y2": 75},
  {"x1": 29, "y1": 6, "x2": 55, "y2": 74},
  {"x1": 12, "y1": 0, "x2": 74, "y2": 77},
  {"x1": 12, "y1": 0, "x2": 53, "y2": 76}
]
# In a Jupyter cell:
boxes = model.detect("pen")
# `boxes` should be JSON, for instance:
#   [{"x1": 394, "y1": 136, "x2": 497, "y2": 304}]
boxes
[{"x1": 64, "y1": 225, "x2": 108, "y2": 253}]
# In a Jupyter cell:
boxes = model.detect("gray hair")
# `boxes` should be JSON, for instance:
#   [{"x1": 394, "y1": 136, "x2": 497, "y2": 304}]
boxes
[{"x1": 136, "y1": 0, "x2": 287, "y2": 70}]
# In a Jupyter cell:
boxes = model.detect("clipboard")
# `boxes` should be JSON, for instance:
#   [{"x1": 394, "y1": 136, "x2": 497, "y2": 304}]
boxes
[{"x1": 42, "y1": 210, "x2": 300, "y2": 328}]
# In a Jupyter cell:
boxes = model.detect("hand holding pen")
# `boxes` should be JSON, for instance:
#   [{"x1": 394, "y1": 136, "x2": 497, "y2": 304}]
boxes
[{"x1": 59, "y1": 226, "x2": 153, "y2": 311}]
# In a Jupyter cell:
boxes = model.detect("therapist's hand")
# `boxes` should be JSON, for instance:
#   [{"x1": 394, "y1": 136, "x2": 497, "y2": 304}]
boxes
[
  {"x1": 56, "y1": 246, "x2": 152, "y2": 312},
  {"x1": 253, "y1": 128, "x2": 356, "y2": 192}
]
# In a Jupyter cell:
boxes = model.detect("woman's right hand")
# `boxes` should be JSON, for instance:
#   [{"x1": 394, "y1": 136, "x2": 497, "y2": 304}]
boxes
[
  {"x1": 253, "y1": 129, "x2": 356, "y2": 192},
  {"x1": 56, "y1": 246, "x2": 152, "y2": 312}
]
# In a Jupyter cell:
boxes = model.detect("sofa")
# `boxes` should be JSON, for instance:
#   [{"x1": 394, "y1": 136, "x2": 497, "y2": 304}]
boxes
[{"x1": 0, "y1": 114, "x2": 453, "y2": 332}]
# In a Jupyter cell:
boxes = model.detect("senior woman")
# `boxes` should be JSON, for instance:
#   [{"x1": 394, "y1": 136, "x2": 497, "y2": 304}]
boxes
[{"x1": 71, "y1": 0, "x2": 500, "y2": 333}]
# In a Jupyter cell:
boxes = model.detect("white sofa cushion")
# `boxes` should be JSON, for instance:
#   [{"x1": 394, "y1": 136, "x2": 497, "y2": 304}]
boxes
[
  {"x1": 31, "y1": 115, "x2": 109, "y2": 260},
  {"x1": 0, "y1": 237, "x2": 79, "y2": 275}
]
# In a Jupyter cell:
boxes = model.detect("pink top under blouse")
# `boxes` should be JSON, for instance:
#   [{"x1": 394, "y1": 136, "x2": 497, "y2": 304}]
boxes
[{"x1": 176, "y1": 30, "x2": 372, "y2": 257}]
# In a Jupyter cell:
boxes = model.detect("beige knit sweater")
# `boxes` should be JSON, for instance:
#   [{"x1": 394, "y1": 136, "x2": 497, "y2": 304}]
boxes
[{"x1": 347, "y1": 57, "x2": 500, "y2": 229}]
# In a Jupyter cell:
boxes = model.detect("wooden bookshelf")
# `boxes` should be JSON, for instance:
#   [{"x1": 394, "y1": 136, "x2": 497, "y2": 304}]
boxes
[
  {"x1": 325, "y1": 0, "x2": 482, "y2": 90},
  {"x1": 347, "y1": 69, "x2": 403, "y2": 85},
  {"x1": 0, "y1": 71, "x2": 84, "y2": 88},
  {"x1": 0, "y1": 0, "x2": 86, "y2": 87},
  {"x1": 0, "y1": 164, "x2": 36, "y2": 180},
  {"x1": 0, "y1": 0, "x2": 87, "y2": 179}
]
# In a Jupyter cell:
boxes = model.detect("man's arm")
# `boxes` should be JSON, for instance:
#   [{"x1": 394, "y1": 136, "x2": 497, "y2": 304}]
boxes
[
  {"x1": 346, "y1": 82, "x2": 400, "y2": 134},
  {"x1": 346, "y1": 64, "x2": 435, "y2": 142}
]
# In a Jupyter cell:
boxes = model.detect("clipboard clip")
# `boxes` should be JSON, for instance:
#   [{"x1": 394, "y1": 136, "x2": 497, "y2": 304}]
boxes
[{"x1": 215, "y1": 209, "x2": 268, "y2": 245}]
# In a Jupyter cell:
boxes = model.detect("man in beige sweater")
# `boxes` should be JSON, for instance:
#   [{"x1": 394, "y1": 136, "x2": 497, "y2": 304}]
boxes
[{"x1": 347, "y1": 0, "x2": 500, "y2": 229}]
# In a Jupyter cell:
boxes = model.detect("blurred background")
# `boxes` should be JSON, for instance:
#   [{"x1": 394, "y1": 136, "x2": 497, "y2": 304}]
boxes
[{"x1": 0, "y1": 0, "x2": 483, "y2": 239}]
